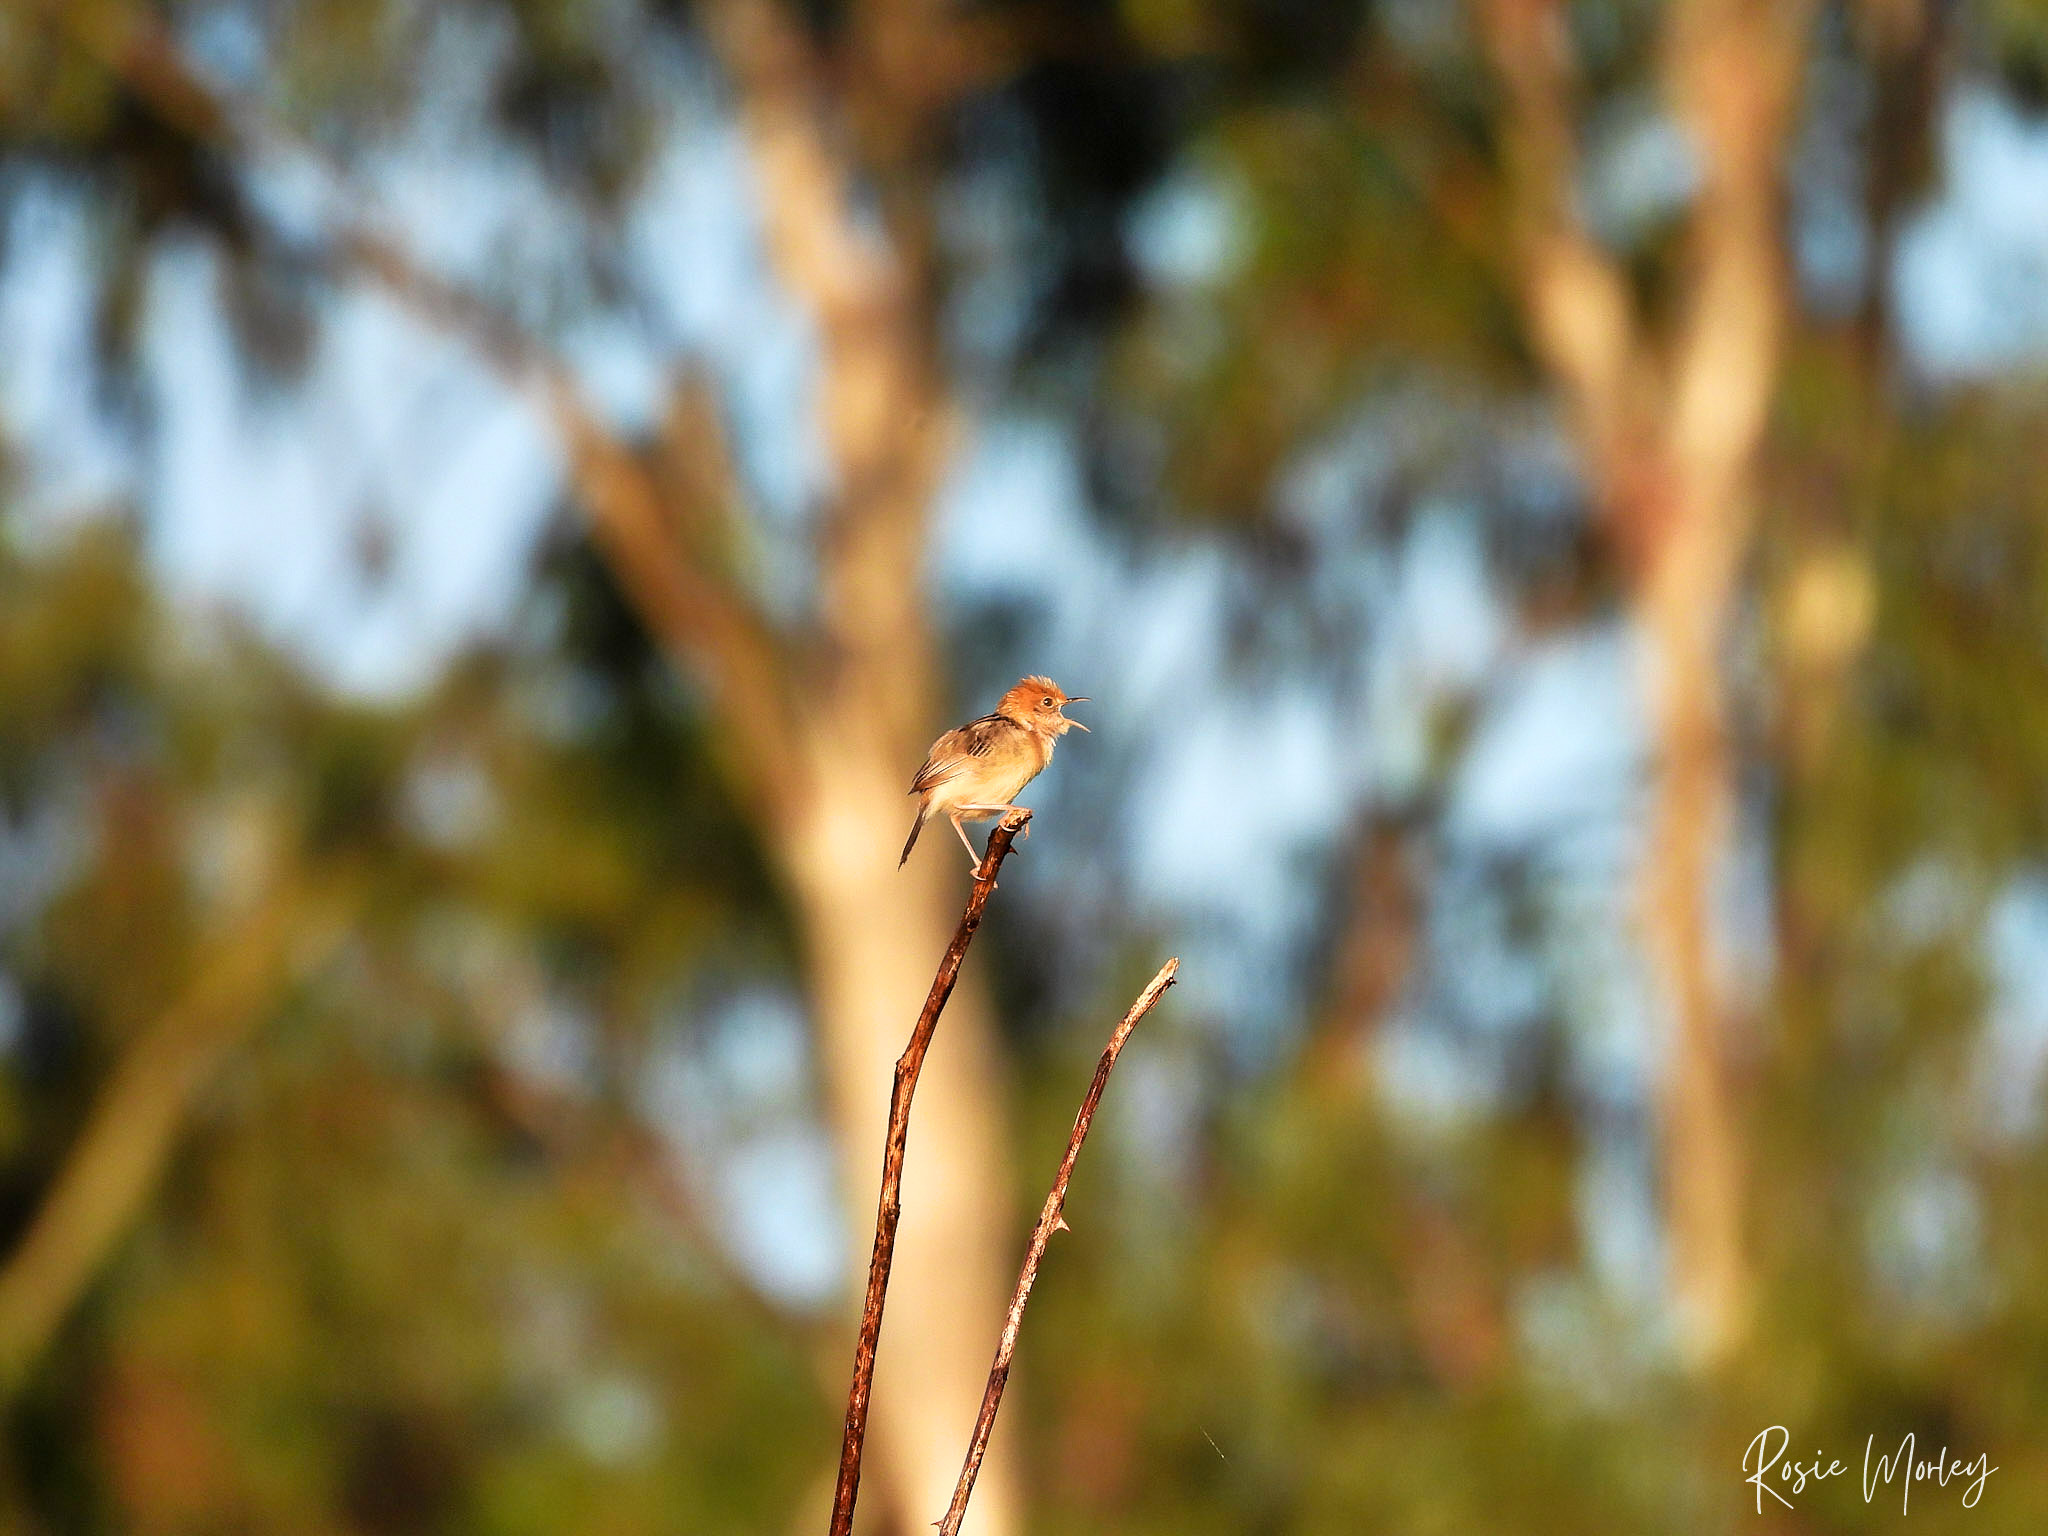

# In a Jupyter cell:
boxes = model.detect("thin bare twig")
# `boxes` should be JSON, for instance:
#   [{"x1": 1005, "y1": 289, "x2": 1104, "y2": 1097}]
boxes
[
  {"x1": 938, "y1": 956, "x2": 1181, "y2": 1536},
  {"x1": 828, "y1": 810, "x2": 1032, "y2": 1536}
]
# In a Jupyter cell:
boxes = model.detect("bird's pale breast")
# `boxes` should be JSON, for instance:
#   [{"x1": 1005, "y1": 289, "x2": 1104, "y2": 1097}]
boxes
[{"x1": 927, "y1": 729, "x2": 1052, "y2": 817}]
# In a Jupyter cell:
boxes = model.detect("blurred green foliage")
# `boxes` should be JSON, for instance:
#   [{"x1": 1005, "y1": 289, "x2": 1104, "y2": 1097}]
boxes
[{"x1": 0, "y1": 526, "x2": 823, "y2": 1531}]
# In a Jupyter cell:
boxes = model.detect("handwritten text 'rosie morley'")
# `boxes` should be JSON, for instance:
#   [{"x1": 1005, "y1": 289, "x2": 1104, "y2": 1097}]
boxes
[{"x1": 1744, "y1": 1426, "x2": 1996, "y2": 1514}]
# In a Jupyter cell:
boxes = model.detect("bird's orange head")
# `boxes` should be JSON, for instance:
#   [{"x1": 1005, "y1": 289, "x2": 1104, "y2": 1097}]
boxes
[{"x1": 997, "y1": 676, "x2": 1089, "y2": 735}]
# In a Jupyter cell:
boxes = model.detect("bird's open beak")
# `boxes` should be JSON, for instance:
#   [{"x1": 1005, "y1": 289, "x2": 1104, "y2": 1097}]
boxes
[{"x1": 1063, "y1": 698, "x2": 1089, "y2": 731}]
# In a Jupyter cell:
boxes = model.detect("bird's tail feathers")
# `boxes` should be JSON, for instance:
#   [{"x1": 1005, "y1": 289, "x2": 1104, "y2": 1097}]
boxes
[{"x1": 899, "y1": 806, "x2": 928, "y2": 867}]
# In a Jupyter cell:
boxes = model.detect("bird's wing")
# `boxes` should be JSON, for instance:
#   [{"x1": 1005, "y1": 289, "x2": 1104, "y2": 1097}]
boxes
[{"x1": 909, "y1": 714, "x2": 1012, "y2": 793}]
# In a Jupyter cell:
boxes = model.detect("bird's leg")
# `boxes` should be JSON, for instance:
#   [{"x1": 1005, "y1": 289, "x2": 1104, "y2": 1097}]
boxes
[
  {"x1": 949, "y1": 813, "x2": 982, "y2": 870},
  {"x1": 958, "y1": 803, "x2": 1030, "y2": 839}
]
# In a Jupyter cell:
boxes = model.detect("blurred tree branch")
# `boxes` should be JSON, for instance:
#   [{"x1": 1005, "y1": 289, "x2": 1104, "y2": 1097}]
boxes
[
  {"x1": 24, "y1": 0, "x2": 804, "y2": 813},
  {"x1": 1481, "y1": 0, "x2": 1811, "y2": 1365},
  {"x1": 1307, "y1": 809, "x2": 1427, "y2": 1073},
  {"x1": 1850, "y1": 0, "x2": 1948, "y2": 356},
  {"x1": 1306, "y1": 811, "x2": 1510, "y2": 1389},
  {"x1": 0, "y1": 872, "x2": 357, "y2": 1393}
]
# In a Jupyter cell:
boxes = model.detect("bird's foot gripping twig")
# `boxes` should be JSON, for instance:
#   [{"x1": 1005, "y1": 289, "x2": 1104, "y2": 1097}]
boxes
[
  {"x1": 971, "y1": 810, "x2": 1031, "y2": 886},
  {"x1": 961, "y1": 804, "x2": 1031, "y2": 844}
]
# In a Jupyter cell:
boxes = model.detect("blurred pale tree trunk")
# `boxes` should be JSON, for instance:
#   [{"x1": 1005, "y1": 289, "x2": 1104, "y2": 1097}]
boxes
[
  {"x1": 702, "y1": 8, "x2": 1022, "y2": 1527},
  {"x1": 15, "y1": 1, "x2": 1022, "y2": 1527},
  {"x1": 1482, "y1": 0, "x2": 1809, "y2": 1363}
]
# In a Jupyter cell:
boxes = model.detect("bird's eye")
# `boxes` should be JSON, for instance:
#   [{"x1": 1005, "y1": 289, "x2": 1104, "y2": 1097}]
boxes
[{"x1": 1041, "y1": 696, "x2": 1055, "y2": 708}]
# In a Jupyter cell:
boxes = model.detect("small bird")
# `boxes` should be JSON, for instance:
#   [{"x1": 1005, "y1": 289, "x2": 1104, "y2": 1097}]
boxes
[{"x1": 900, "y1": 676, "x2": 1088, "y2": 871}]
